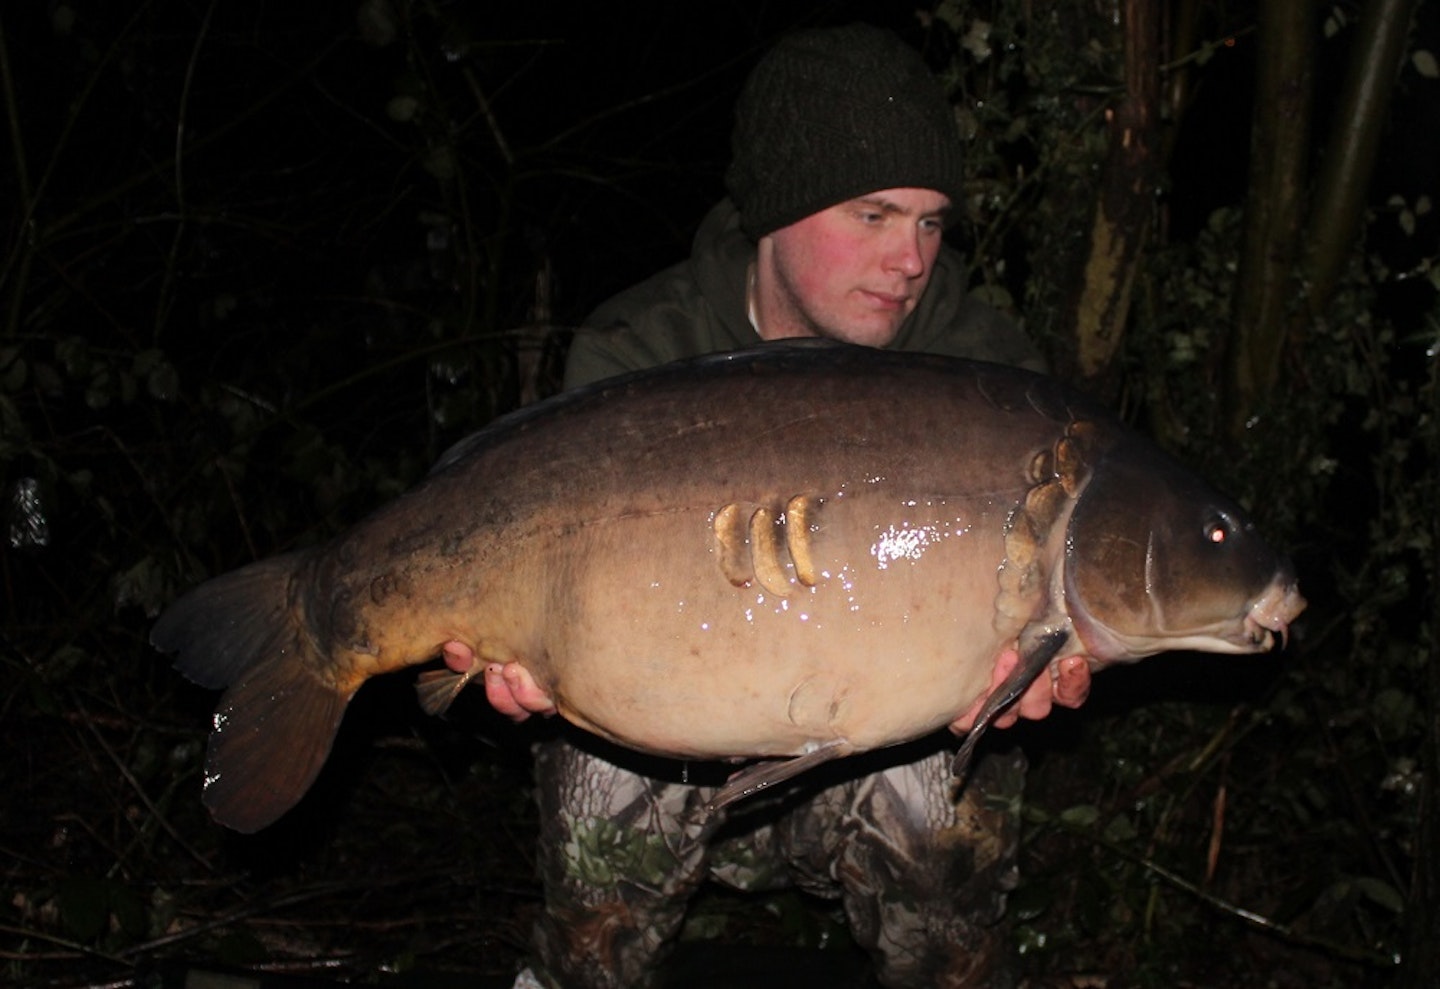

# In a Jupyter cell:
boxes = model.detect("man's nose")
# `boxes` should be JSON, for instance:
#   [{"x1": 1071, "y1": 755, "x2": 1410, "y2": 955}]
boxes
[{"x1": 884, "y1": 225, "x2": 925, "y2": 278}]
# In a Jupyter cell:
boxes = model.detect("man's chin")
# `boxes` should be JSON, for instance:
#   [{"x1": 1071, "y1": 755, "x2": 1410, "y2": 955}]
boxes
[
  {"x1": 819, "y1": 324, "x2": 905, "y2": 349},
  {"x1": 817, "y1": 319, "x2": 904, "y2": 349}
]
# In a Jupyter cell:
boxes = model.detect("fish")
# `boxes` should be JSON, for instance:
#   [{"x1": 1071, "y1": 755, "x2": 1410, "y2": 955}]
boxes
[{"x1": 151, "y1": 341, "x2": 1305, "y2": 833}]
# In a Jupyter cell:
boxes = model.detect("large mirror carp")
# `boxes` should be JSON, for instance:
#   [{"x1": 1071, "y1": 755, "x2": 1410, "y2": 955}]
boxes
[{"x1": 152, "y1": 342, "x2": 1305, "y2": 833}]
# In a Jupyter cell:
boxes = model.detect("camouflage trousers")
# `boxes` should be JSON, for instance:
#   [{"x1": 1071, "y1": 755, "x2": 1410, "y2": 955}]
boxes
[{"x1": 527, "y1": 727, "x2": 1026, "y2": 989}]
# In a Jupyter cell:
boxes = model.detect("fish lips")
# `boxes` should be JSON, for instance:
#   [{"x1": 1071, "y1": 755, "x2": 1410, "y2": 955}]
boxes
[{"x1": 1064, "y1": 562, "x2": 1304, "y2": 664}]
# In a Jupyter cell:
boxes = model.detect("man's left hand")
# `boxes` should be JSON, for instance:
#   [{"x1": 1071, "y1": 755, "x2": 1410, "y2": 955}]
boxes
[{"x1": 949, "y1": 650, "x2": 1091, "y2": 734}]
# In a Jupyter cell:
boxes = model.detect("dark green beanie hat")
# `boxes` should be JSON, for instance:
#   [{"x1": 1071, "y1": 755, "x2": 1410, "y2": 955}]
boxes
[{"x1": 725, "y1": 23, "x2": 966, "y2": 240}]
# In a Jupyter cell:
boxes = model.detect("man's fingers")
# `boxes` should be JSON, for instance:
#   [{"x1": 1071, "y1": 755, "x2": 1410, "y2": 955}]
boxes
[
  {"x1": 441, "y1": 638, "x2": 558, "y2": 722},
  {"x1": 443, "y1": 640, "x2": 476, "y2": 673},
  {"x1": 949, "y1": 647, "x2": 1021, "y2": 733},
  {"x1": 948, "y1": 650, "x2": 1093, "y2": 735},
  {"x1": 1052, "y1": 655, "x2": 1092, "y2": 709},
  {"x1": 484, "y1": 663, "x2": 531, "y2": 721},
  {"x1": 501, "y1": 661, "x2": 558, "y2": 716}
]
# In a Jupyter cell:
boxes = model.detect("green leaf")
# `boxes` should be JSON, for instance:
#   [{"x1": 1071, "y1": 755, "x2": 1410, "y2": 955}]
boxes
[
  {"x1": 1059, "y1": 804, "x2": 1100, "y2": 828},
  {"x1": 1354, "y1": 876, "x2": 1405, "y2": 914},
  {"x1": 1103, "y1": 812, "x2": 1137, "y2": 843}
]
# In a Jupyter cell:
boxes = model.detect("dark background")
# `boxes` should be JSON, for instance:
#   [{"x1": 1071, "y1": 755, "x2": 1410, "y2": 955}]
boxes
[{"x1": 2, "y1": 1, "x2": 1437, "y2": 987}]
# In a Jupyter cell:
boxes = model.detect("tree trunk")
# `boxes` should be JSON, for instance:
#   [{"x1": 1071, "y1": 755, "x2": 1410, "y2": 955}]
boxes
[
  {"x1": 1401, "y1": 351, "x2": 1440, "y2": 986},
  {"x1": 1225, "y1": 0, "x2": 1314, "y2": 439},
  {"x1": 1303, "y1": 0, "x2": 1418, "y2": 319},
  {"x1": 1068, "y1": 0, "x2": 1161, "y2": 401}
]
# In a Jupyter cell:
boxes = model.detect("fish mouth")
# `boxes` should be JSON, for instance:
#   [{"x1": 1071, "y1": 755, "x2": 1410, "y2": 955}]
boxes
[{"x1": 1242, "y1": 578, "x2": 1307, "y2": 650}]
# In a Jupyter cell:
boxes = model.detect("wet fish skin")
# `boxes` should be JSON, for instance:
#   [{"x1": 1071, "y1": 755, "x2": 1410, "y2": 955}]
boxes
[{"x1": 151, "y1": 342, "x2": 1305, "y2": 833}]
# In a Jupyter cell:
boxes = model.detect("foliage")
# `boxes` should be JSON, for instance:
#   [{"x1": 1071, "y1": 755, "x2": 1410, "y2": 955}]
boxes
[
  {"x1": 0, "y1": 1, "x2": 663, "y2": 983},
  {"x1": 933, "y1": 1, "x2": 1438, "y2": 984},
  {"x1": 1, "y1": 1, "x2": 1436, "y2": 987}
]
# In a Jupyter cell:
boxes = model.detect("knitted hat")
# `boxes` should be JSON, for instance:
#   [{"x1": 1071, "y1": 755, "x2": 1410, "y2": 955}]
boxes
[{"x1": 725, "y1": 23, "x2": 966, "y2": 240}]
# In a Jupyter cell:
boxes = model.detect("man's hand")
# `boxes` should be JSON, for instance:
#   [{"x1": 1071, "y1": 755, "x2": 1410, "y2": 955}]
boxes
[
  {"x1": 484, "y1": 661, "x2": 556, "y2": 720},
  {"x1": 450, "y1": 638, "x2": 1090, "y2": 730},
  {"x1": 949, "y1": 650, "x2": 1091, "y2": 734},
  {"x1": 441, "y1": 641, "x2": 557, "y2": 721}
]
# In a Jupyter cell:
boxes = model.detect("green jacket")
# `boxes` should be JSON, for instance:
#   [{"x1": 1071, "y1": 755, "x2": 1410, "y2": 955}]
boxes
[{"x1": 564, "y1": 199, "x2": 1045, "y2": 389}]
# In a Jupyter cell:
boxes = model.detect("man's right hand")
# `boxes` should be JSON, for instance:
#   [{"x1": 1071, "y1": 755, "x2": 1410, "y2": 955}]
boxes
[
  {"x1": 441, "y1": 641, "x2": 557, "y2": 721},
  {"x1": 484, "y1": 661, "x2": 556, "y2": 721}
]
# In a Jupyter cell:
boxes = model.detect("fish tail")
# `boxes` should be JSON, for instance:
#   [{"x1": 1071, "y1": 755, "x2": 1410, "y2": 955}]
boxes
[{"x1": 152, "y1": 552, "x2": 349, "y2": 833}]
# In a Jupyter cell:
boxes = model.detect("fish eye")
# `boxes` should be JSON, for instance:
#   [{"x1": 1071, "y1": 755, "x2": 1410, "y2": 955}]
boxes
[{"x1": 1204, "y1": 515, "x2": 1232, "y2": 545}]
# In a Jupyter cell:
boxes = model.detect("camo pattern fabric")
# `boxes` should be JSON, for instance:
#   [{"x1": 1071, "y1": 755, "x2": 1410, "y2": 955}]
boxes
[{"x1": 527, "y1": 729, "x2": 1026, "y2": 989}]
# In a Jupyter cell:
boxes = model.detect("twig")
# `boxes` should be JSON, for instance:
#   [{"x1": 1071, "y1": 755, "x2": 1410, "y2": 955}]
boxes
[
  {"x1": 151, "y1": 0, "x2": 218, "y2": 344},
  {"x1": 0, "y1": 1, "x2": 153, "y2": 305},
  {"x1": 71, "y1": 694, "x2": 213, "y2": 873},
  {"x1": 967, "y1": 100, "x2": 1111, "y2": 280},
  {"x1": 1158, "y1": 25, "x2": 1257, "y2": 74},
  {"x1": 1056, "y1": 818, "x2": 1399, "y2": 969},
  {"x1": 29, "y1": 35, "x2": 347, "y2": 261},
  {"x1": 0, "y1": 921, "x2": 128, "y2": 966},
  {"x1": 0, "y1": 10, "x2": 31, "y2": 212}
]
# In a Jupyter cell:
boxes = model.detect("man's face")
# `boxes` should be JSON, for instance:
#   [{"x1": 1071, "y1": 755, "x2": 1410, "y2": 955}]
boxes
[{"x1": 755, "y1": 187, "x2": 950, "y2": 347}]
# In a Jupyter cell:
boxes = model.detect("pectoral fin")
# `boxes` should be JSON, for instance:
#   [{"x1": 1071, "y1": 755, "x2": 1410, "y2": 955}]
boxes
[
  {"x1": 705, "y1": 738, "x2": 853, "y2": 813},
  {"x1": 415, "y1": 667, "x2": 478, "y2": 716},
  {"x1": 951, "y1": 627, "x2": 1070, "y2": 782}
]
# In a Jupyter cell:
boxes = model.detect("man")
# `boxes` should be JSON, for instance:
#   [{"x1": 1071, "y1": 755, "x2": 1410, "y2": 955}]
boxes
[{"x1": 473, "y1": 23, "x2": 1091, "y2": 989}]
